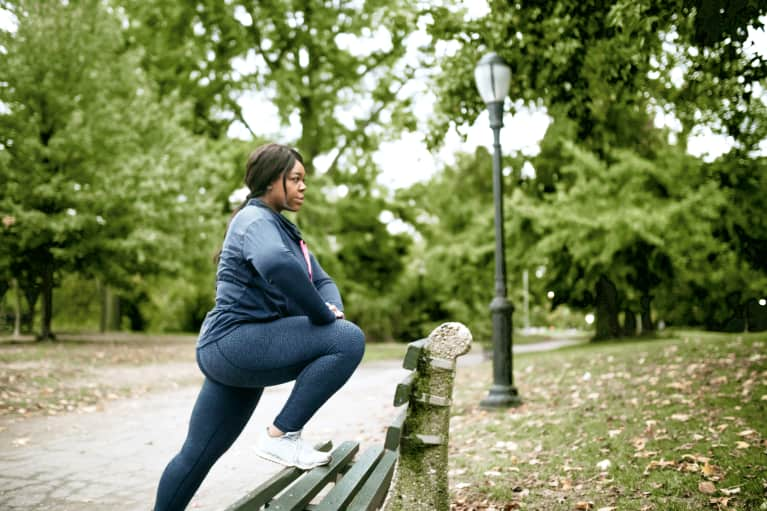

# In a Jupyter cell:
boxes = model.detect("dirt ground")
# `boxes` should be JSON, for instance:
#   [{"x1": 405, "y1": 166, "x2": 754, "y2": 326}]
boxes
[{"x1": 0, "y1": 333, "x2": 203, "y2": 422}]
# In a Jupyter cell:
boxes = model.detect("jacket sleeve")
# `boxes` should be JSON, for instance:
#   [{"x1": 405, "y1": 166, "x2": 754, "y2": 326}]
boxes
[
  {"x1": 310, "y1": 253, "x2": 343, "y2": 312},
  {"x1": 243, "y1": 221, "x2": 336, "y2": 325}
]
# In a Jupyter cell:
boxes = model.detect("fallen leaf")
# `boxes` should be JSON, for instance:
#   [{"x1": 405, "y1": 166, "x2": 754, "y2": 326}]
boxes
[
  {"x1": 671, "y1": 413, "x2": 690, "y2": 422},
  {"x1": 709, "y1": 496, "x2": 731, "y2": 509},
  {"x1": 678, "y1": 462, "x2": 700, "y2": 473},
  {"x1": 702, "y1": 462, "x2": 717, "y2": 477},
  {"x1": 643, "y1": 459, "x2": 676, "y2": 474},
  {"x1": 737, "y1": 429, "x2": 756, "y2": 437},
  {"x1": 681, "y1": 454, "x2": 710, "y2": 463},
  {"x1": 455, "y1": 482, "x2": 471, "y2": 489},
  {"x1": 735, "y1": 441, "x2": 750, "y2": 449},
  {"x1": 596, "y1": 459, "x2": 611, "y2": 471},
  {"x1": 494, "y1": 440, "x2": 519, "y2": 451},
  {"x1": 699, "y1": 481, "x2": 716, "y2": 494},
  {"x1": 575, "y1": 502, "x2": 593, "y2": 510},
  {"x1": 720, "y1": 486, "x2": 741, "y2": 496},
  {"x1": 484, "y1": 470, "x2": 502, "y2": 477},
  {"x1": 597, "y1": 507, "x2": 616, "y2": 511}
]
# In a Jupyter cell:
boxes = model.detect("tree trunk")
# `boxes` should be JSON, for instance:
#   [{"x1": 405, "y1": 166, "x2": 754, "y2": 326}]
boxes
[
  {"x1": 38, "y1": 258, "x2": 55, "y2": 341},
  {"x1": 13, "y1": 278, "x2": 22, "y2": 339},
  {"x1": 99, "y1": 280, "x2": 107, "y2": 333},
  {"x1": 0, "y1": 280, "x2": 7, "y2": 308},
  {"x1": 622, "y1": 309, "x2": 637, "y2": 337},
  {"x1": 23, "y1": 281, "x2": 40, "y2": 333},
  {"x1": 640, "y1": 294, "x2": 654, "y2": 335},
  {"x1": 101, "y1": 285, "x2": 121, "y2": 332},
  {"x1": 594, "y1": 274, "x2": 620, "y2": 341}
]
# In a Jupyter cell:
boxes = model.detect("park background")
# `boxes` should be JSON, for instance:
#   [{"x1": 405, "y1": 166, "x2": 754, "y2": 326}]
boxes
[
  {"x1": 1, "y1": 2, "x2": 767, "y2": 510},
  {"x1": 1, "y1": 0, "x2": 767, "y2": 343}
]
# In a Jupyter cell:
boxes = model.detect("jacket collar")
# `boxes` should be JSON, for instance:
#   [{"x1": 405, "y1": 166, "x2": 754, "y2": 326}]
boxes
[{"x1": 247, "y1": 198, "x2": 303, "y2": 242}]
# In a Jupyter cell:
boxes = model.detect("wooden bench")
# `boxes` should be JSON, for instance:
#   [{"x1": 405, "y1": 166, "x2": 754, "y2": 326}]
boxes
[{"x1": 224, "y1": 322, "x2": 473, "y2": 511}]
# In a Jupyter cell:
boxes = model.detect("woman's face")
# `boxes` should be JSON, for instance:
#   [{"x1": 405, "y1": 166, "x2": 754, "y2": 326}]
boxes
[{"x1": 263, "y1": 160, "x2": 306, "y2": 212}]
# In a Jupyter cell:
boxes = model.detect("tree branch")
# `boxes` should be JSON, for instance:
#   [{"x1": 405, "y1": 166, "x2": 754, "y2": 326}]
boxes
[{"x1": 325, "y1": 78, "x2": 409, "y2": 176}]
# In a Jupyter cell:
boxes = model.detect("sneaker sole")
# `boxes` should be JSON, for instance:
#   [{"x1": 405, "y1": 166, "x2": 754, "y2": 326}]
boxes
[{"x1": 254, "y1": 449, "x2": 331, "y2": 471}]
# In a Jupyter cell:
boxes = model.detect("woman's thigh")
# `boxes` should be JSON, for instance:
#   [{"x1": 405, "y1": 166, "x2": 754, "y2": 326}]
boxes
[{"x1": 198, "y1": 317, "x2": 364, "y2": 388}]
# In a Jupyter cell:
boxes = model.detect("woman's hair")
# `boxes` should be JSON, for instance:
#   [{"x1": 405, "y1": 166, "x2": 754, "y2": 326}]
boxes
[{"x1": 214, "y1": 143, "x2": 304, "y2": 264}]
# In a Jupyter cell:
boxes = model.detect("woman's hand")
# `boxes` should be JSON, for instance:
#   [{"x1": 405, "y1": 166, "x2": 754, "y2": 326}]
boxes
[{"x1": 326, "y1": 302, "x2": 344, "y2": 319}]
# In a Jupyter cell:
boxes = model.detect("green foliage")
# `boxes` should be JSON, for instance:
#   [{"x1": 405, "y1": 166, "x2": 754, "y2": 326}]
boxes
[
  {"x1": 121, "y1": 0, "x2": 248, "y2": 138},
  {"x1": 421, "y1": 0, "x2": 767, "y2": 338},
  {"x1": 393, "y1": 149, "x2": 497, "y2": 343},
  {"x1": 426, "y1": 0, "x2": 766, "y2": 152},
  {"x1": 0, "y1": 0, "x2": 221, "y2": 336},
  {"x1": 122, "y1": 0, "x2": 426, "y2": 338}
]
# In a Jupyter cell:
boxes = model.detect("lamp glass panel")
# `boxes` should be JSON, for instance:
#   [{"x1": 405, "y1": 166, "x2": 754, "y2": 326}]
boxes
[
  {"x1": 492, "y1": 63, "x2": 511, "y2": 102},
  {"x1": 474, "y1": 63, "x2": 496, "y2": 103},
  {"x1": 474, "y1": 56, "x2": 511, "y2": 103}
]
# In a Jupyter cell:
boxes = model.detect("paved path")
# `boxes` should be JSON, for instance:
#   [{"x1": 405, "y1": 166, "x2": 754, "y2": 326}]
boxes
[{"x1": 0, "y1": 339, "x2": 580, "y2": 511}]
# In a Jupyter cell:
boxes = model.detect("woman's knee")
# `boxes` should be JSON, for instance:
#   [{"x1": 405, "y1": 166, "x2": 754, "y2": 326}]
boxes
[{"x1": 337, "y1": 319, "x2": 365, "y2": 362}]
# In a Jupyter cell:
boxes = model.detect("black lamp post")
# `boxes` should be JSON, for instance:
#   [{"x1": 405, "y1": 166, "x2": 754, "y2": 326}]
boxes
[{"x1": 475, "y1": 52, "x2": 521, "y2": 408}]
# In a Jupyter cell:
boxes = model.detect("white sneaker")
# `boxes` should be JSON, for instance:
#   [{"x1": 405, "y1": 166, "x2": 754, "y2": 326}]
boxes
[{"x1": 255, "y1": 429, "x2": 331, "y2": 470}]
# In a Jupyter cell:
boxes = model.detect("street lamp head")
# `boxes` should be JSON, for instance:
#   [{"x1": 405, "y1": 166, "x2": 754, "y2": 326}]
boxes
[{"x1": 474, "y1": 52, "x2": 512, "y2": 105}]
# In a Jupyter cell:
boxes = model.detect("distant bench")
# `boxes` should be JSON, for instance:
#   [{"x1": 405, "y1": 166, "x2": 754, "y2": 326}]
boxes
[{"x1": 224, "y1": 322, "x2": 473, "y2": 511}]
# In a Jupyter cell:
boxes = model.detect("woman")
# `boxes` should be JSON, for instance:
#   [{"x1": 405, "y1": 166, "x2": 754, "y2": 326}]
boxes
[{"x1": 153, "y1": 143, "x2": 365, "y2": 511}]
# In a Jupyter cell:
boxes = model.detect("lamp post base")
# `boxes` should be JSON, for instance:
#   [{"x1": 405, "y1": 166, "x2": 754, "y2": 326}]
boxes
[{"x1": 480, "y1": 384, "x2": 522, "y2": 408}]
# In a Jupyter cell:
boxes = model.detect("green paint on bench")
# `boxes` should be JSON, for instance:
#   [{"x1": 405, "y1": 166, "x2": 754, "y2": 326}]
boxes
[
  {"x1": 313, "y1": 445, "x2": 384, "y2": 511},
  {"x1": 384, "y1": 407, "x2": 407, "y2": 451},
  {"x1": 393, "y1": 372, "x2": 415, "y2": 407},
  {"x1": 402, "y1": 339, "x2": 426, "y2": 370},
  {"x1": 268, "y1": 441, "x2": 359, "y2": 511},
  {"x1": 222, "y1": 441, "x2": 332, "y2": 511},
  {"x1": 346, "y1": 449, "x2": 398, "y2": 511}
]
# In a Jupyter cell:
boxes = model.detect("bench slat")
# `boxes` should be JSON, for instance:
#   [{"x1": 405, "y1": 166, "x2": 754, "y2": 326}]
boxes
[
  {"x1": 313, "y1": 445, "x2": 384, "y2": 511},
  {"x1": 268, "y1": 441, "x2": 359, "y2": 511},
  {"x1": 393, "y1": 372, "x2": 415, "y2": 407},
  {"x1": 223, "y1": 441, "x2": 332, "y2": 511},
  {"x1": 384, "y1": 407, "x2": 407, "y2": 451},
  {"x1": 346, "y1": 449, "x2": 398, "y2": 511},
  {"x1": 402, "y1": 339, "x2": 426, "y2": 370}
]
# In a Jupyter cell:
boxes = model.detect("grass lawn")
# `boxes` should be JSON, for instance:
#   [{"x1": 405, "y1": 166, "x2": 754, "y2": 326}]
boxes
[
  {"x1": 448, "y1": 330, "x2": 767, "y2": 510},
  {"x1": 512, "y1": 328, "x2": 592, "y2": 346}
]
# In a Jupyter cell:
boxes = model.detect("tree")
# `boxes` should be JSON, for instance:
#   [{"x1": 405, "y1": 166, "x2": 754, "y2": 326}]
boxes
[
  {"x1": 421, "y1": 0, "x2": 766, "y2": 338},
  {"x1": 391, "y1": 148, "x2": 498, "y2": 342},
  {"x1": 122, "y1": 0, "x2": 426, "y2": 336},
  {"x1": 0, "y1": 0, "x2": 215, "y2": 338}
]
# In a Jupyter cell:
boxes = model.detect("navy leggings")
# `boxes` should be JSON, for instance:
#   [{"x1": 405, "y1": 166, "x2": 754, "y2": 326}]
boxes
[{"x1": 153, "y1": 317, "x2": 365, "y2": 511}]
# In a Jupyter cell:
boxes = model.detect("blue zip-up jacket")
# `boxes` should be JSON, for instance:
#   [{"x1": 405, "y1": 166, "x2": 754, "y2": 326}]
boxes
[{"x1": 197, "y1": 199, "x2": 342, "y2": 348}]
